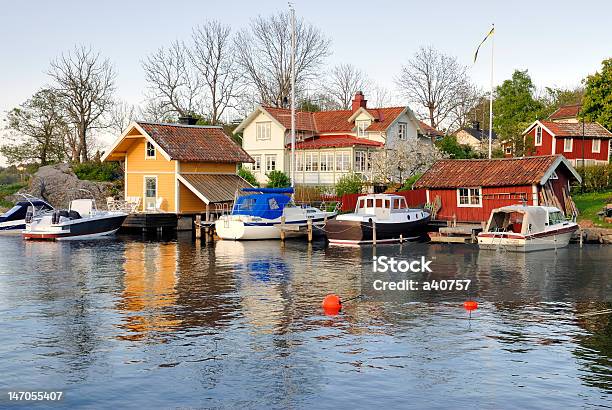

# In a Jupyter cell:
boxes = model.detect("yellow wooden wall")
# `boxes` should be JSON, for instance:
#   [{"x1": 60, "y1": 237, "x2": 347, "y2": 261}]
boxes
[
  {"x1": 179, "y1": 183, "x2": 207, "y2": 213},
  {"x1": 126, "y1": 173, "x2": 176, "y2": 212},
  {"x1": 180, "y1": 162, "x2": 236, "y2": 173}
]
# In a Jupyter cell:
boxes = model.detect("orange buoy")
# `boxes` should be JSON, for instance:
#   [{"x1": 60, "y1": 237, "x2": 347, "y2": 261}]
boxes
[
  {"x1": 322, "y1": 294, "x2": 342, "y2": 315},
  {"x1": 463, "y1": 300, "x2": 478, "y2": 311}
]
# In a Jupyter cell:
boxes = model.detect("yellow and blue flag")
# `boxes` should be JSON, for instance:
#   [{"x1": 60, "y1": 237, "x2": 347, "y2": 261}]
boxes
[{"x1": 474, "y1": 26, "x2": 495, "y2": 63}]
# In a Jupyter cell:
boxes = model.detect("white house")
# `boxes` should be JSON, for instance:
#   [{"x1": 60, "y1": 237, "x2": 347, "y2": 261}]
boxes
[{"x1": 234, "y1": 92, "x2": 433, "y2": 185}]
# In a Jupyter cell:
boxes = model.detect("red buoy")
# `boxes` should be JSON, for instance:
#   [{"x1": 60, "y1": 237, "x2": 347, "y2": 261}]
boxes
[
  {"x1": 463, "y1": 300, "x2": 478, "y2": 311},
  {"x1": 322, "y1": 294, "x2": 342, "y2": 315}
]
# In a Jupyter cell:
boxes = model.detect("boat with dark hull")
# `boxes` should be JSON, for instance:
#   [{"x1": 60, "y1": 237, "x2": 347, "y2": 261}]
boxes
[
  {"x1": 23, "y1": 197, "x2": 128, "y2": 240},
  {"x1": 0, "y1": 195, "x2": 53, "y2": 234},
  {"x1": 325, "y1": 194, "x2": 430, "y2": 245}
]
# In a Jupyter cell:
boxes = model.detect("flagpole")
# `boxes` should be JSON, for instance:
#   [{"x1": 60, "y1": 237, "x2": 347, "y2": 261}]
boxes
[
  {"x1": 289, "y1": 3, "x2": 296, "y2": 188},
  {"x1": 488, "y1": 23, "x2": 494, "y2": 159}
]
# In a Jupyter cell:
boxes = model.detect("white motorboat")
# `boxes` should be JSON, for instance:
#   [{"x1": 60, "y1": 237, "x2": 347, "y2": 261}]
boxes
[
  {"x1": 478, "y1": 205, "x2": 578, "y2": 252},
  {"x1": 325, "y1": 194, "x2": 430, "y2": 245},
  {"x1": 215, "y1": 188, "x2": 337, "y2": 240},
  {"x1": 0, "y1": 194, "x2": 53, "y2": 234},
  {"x1": 23, "y1": 195, "x2": 128, "y2": 241}
]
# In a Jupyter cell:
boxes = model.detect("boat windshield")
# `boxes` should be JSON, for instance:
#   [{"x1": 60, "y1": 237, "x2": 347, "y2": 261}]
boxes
[
  {"x1": 233, "y1": 194, "x2": 291, "y2": 219},
  {"x1": 548, "y1": 211, "x2": 565, "y2": 225}
]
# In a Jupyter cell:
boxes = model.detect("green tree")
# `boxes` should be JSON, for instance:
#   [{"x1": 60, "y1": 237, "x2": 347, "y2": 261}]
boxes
[
  {"x1": 266, "y1": 170, "x2": 291, "y2": 188},
  {"x1": 1, "y1": 89, "x2": 68, "y2": 165},
  {"x1": 335, "y1": 172, "x2": 363, "y2": 196},
  {"x1": 435, "y1": 135, "x2": 475, "y2": 159},
  {"x1": 493, "y1": 70, "x2": 545, "y2": 155},
  {"x1": 238, "y1": 166, "x2": 259, "y2": 187},
  {"x1": 581, "y1": 58, "x2": 612, "y2": 130}
]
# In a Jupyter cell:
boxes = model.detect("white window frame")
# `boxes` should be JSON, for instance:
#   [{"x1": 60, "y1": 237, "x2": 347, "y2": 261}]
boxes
[
  {"x1": 457, "y1": 187, "x2": 482, "y2": 208},
  {"x1": 397, "y1": 122, "x2": 408, "y2": 140},
  {"x1": 356, "y1": 120, "x2": 369, "y2": 137},
  {"x1": 295, "y1": 152, "x2": 304, "y2": 172},
  {"x1": 355, "y1": 151, "x2": 367, "y2": 172},
  {"x1": 320, "y1": 152, "x2": 333, "y2": 172},
  {"x1": 505, "y1": 146, "x2": 512, "y2": 155},
  {"x1": 143, "y1": 175, "x2": 158, "y2": 211},
  {"x1": 564, "y1": 138, "x2": 573, "y2": 152},
  {"x1": 592, "y1": 138, "x2": 601, "y2": 153},
  {"x1": 256, "y1": 122, "x2": 271, "y2": 141},
  {"x1": 535, "y1": 126, "x2": 542, "y2": 146},
  {"x1": 145, "y1": 141, "x2": 156, "y2": 159},
  {"x1": 265, "y1": 154, "x2": 276, "y2": 172},
  {"x1": 305, "y1": 152, "x2": 319, "y2": 172},
  {"x1": 252, "y1": 155, "x2": 261, "y2": 171},
  {"x1": 335, "y1": 151, "x2": 351, "y2": 172}
]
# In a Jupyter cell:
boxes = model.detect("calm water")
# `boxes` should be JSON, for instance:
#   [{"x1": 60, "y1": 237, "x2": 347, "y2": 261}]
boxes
[{"x1": 0, "y1": 234, "x2": 610, "y2": 409}]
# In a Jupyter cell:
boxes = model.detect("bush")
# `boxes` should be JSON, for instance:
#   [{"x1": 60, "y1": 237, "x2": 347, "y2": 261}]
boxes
[
  {"x1": 574, "y1": 163, "x2": 612, "y2": 193},
  {"x1": 73, "y1": 161, "x2": 121, "y2": 182},
  {"x1": 238, "y1": 166, "x2": 259, "y2": 187},
  {"x1": 0, "y1": 182, "x2": 27, "y2": 209},
  {"x1": 435, "y1": 135, "x2": 476, "y2": 159},
  {"x1": 335, "y1": 172, "x2": 363, "y2": 196},
  {"x1": 266, "y1": 170, "x2": 291, "y2": 188},
  {"x1": 399, "y1": 173, "x2": 423, "y2": 191}
]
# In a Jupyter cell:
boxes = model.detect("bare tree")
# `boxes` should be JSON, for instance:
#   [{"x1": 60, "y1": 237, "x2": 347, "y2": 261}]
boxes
[
  {"x1": 395, "y1": 46, "x2": 471, "y2": 130},
  {"x1": 48, "y1": 45, "x2": 116, "y2": 162},
  {"x1": 187, "y1": 20, "x2": 243, "y2": 124},
  {"x1": 142, "y1": 41, "x2": 203, "y2": 118},
  {"x1": 108, "y1": 100, "x2": 137, "y2": 135},
  {"x1": 323, "y1": 63, "x2": 370, "y2": 109},
  {"x1": 369, "y1": 83, "x2": 394, "y2": 108},
  {"x1": 446, "y1": 84, "x2": 483, "y2": 132},
  {"x1": 234, "y1": 11, "x2": 330, "y2": 107}
]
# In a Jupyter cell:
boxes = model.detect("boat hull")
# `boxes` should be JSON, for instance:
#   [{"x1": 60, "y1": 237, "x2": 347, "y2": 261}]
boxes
[
  {"x1": 477, "y1": 225, "x2": 578, "y2": 252},
  {"x1": 23, "y1": 214, "x2": 128, "y2": 241},
  {"x1": 326, "y1": 217, "x2": 430, "y2": 245},
  {"x1": 215, "y1": 217, "x2": 329, "y2": 240}
]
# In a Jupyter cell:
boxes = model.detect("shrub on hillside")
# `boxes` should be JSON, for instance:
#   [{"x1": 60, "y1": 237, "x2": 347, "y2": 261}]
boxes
[
  {"x1": 335, "y1": 172, "x2": 363, "y2": 197},
  {"x1": 266, "y1": 170, "x2": 291, "y2": 188},
  {"x1": 574, "y1": 163, "x2": 612, "y2": 193},
  {"x1": 238, "y1": 166, "x2": 259, "y2": 187},
  {"x1": 73, "y1": 161, "x2": 121, "y2": 182}
]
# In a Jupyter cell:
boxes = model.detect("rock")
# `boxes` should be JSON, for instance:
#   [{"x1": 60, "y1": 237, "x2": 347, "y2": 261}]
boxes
[
  {"x1": 580, "y1": 227, "x2": 612, "y2": 244},
  {"x1": 9, "y1": 164, "x2": 116, "y2": 210}
]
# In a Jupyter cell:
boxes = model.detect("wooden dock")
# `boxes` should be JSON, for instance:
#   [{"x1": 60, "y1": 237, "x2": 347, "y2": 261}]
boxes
[
  {"x1": 428, "y1": 224, "x2": 483, "y2": 244},
  {"x1": 121, "y1": 213, "x2": 178, "y2": 233}
]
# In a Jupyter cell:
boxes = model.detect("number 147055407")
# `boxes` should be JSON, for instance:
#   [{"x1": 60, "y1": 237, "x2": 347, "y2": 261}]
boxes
[{"x1": 7, "y1": 392, "x2": 63, "y2": 401}]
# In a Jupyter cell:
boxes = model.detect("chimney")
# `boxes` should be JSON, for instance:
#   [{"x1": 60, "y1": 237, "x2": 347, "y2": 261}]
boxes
[
  {"x1": 178, "y1": 115, "x2": 198, "y2": 125},
  {"x1": 351, "y1": 91, "x2": 367, "y2": 112},
  {"x1": 471, "y1": 120, "x2": 480, "y2": 131}
]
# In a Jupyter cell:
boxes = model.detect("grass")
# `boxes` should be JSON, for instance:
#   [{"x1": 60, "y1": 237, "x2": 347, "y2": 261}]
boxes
[
  {"x1": 0, "y1": 182, "x2": 27, "y2": 210},
  {"x1": 573, "y1": 190, "x2": 612, "y2": 228}
]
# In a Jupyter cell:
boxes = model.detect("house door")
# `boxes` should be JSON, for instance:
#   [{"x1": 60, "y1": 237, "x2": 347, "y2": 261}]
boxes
[{"x1": 144, "y1": 177, "x2": 157, "y2": 211}]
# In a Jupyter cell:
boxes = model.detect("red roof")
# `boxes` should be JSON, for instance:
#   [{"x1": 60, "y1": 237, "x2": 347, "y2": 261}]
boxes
[
  {"x1": 548, "y1": 104, "x2": 581, "y2": 120},
  {"x1": 138, "y1": 122, "x2": 253, "y2": 163},
  {"x1": 287, "y1": 135, "x2": 383, "y2": 149},
  {"x1": 539, "y1": 120, "x2": 612, "y2": 138},
  {"x1": 413, "y1": 155, "x2": 577, "y2": 189},
  {"x1": 418, "y1": 120, "x2": 445, "y2": 137},
  {"x1": 262, "y1": 107, "x2": 317, "y2": 132}
]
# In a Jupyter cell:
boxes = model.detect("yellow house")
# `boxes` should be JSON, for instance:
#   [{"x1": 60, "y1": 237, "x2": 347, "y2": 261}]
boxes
[{"x1": 102, "y1": 120, "x2": 253, "y2": 214}]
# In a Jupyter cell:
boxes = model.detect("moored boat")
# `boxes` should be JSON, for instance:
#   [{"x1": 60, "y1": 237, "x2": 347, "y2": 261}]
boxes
[
  {"x1": 23, "y1": 196, "x2": 128, "y2": 240},
  {"x1": 477, "y1": 205, "x2": 578, "y2": 252},
  {"x1": 325, "y1": 194, "x2": 430, "y2": 245},
  {"x1": 215, "y1": 187, "x2": 337, "y2": 240},
  {"x1": 0, "y1": 195, "x2": 53, "y2": 234}
]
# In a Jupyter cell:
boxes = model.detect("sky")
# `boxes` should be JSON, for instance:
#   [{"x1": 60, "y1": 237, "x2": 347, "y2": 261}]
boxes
[{"x1": 1, "y1": 0, "x2": 611, "y2": 165}]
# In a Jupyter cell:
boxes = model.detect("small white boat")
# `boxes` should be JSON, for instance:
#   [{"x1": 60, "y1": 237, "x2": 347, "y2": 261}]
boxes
[
  {"x1": 0, "y1": 194, "x2": 53, "y2": 234},
  {"x1": 23, "y1": 195, "x2": 128, "y2": 241},
  {"x1": 478, "y1": 205, "x2": 578, "y2": 252},
  {"x1": 325, "y1": 194, "x2": 430, "y2": 245},
  {"x1": 215, "y1": 188, "x2": 337, "y2": 240}
]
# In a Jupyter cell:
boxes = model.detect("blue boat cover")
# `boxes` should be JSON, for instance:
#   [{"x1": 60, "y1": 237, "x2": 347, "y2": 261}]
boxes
[
  {"x1": 232, "y1": 193, "x2": 291, "y2": 220},
  {"x1": 241, "y1": 187, "x2": 294, "y2": 194}
]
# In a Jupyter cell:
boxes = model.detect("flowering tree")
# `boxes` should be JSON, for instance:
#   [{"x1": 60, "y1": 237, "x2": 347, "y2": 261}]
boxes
[{"x1": 370, "y1": 139, "x2": 445, "y2": 184}]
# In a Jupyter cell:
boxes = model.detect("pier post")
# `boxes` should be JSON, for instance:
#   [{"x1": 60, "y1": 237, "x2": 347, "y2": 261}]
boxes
[
  {"x1": 280, "y1": 216, "x2": 286, "y2": 241},
  {"x1": 579, "y1": 228, "x2": 583, "y2": 248},
  {"x1": 205, "y1": 227, "x2": 211, "y2": 243},
  {"x1": 195, "y1": 215, "x2": 202, "y2": 239},
  {"x1": 307, "y1": 218, "x2": 313, "y2": 242},
  {"x1": 372, "y1": 220, "x2": 377, "y2": 246},
  {"x1": 399, "y1": 234, "x2": 403, "y2": 243}
]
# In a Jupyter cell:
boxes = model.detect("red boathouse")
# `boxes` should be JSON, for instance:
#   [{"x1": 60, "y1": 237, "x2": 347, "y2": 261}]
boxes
[{"x1": 413, "y1": 155, "x2": 581, "y2": 223}]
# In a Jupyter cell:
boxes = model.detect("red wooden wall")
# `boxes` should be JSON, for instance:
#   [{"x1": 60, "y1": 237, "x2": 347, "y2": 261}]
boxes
[
  {"x1": 525, "y1": 127, "x2": 554, "y2": 156},
  {"x1": 554, "y1": 137, "x2": 609, "y2": 162}
]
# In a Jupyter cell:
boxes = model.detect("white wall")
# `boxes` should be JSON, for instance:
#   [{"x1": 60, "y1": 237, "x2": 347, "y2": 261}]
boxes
[
  {"x1": 242, "y1": 110, "x2": 287, "y2": 183},
  {"x1": 385, "y1": 111, "x2": 419, "y2": 148}
]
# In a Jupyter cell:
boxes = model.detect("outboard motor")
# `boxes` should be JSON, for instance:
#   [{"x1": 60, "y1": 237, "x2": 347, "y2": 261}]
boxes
[{"x1": 25, "y1": 206, "x2": 34, "y2": 224}]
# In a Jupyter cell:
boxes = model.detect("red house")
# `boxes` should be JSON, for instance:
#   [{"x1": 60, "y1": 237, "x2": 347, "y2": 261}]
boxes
[
  {"x1": 413, "y1": 155, "x2": 581, "y2": 223},
  {"x1": 521, "y1": 110, "x2": 611, "y2": 166}
]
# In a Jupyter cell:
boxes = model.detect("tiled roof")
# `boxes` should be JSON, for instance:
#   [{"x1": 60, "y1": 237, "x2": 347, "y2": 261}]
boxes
[
  {"x1": 413, "y1": 155, "x2": 572, "y2": 189},
  {"x1": 539, "y1": 120, "x2": 612, "y2": 138},
  {"x1": 458, "y1": 127, "x2": 498, "y2": 141},
  {"x1": 548, "y1": 104, "x2": 581, "y2": 120},
  {"x1": 262, "y1": 107, "x2": 317, "y2": 132},
  {"x1": 313, "y1": 110, "x2": 354, "y2": 132},
  {"x1": 418, "y1": 120, "x2": 445, "y2": 137},
  {"x1": 366, "y1": 107, "x2": 406, "y2": 131},
  {"x1": 138, "y1": 122, "x2": 253, "y2": 163},
  {"x1": 180, "y1": 174, "x2": 252, "y2": 203},
  {"x1": 287, "y1": 135, "x2": 384, "y2": 149}
]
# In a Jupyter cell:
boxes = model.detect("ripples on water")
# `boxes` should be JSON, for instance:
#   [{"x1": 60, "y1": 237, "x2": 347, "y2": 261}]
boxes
[{"x1": 0, "y1": 234, "x2": 610, "y2": 409}]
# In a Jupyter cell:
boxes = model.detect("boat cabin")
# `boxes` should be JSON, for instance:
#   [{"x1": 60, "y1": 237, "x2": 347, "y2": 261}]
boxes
[
  {"x1": 232, "y1": 188, "x2": 293, "y2": 220},
  {"x1": 355, "y1": 194, "x2": 410, "y2": 218},
  {"x1": 486, "y1": 206, "x2": 566, "y2": 235}
]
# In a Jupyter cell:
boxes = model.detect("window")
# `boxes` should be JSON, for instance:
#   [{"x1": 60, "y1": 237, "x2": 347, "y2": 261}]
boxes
[
  {"x1": 335, "y1": 151, "x2": 351, "y2": 172},
  {"x1": 564, "y1": 138, "x2": 573, "y2": 152},
  {"x1": 295, "y1": 153, "x2": 304, "y2": 172},
  {"x1": 505, "y1": 146, "x2": 512, "y2": 155},
  {"x1": 535, "y1": 126, "x2": 542, "y2": 146},
  {"x1": 145, "y1": 177, "x2": 157, "y2": 198},
  {"x1": 145, "y1": 141, "x2": 156, "y2": 158},
  {"x1": 305, "y1": 152, "x2": 319, "y2": 172},
  {"x1": 256, "y1": 122, "x2": 271, "y2": 140},
  {"x1": 320, "y1": 152, "x2": 333, "y2": 172},
  {"x1": 548, "y1": 211, "x2": 565, "y2": 225},
  {"x1": 252, "y1": 155, "x2": 261, "y2": 171},
  {"x1": 356, "y1": 120, "x2": 369, "y2": 137},
  {"x1": 355, "y1": 151, "x2": 367, "y2": 172},
  {"x1": 457, "y1": 187, "x2": 482, "y2": 207},
  {"x1": 265, "y1": 154, "x2": 276, "y2": 172},
  {"x1": 549, "y1": 170, "x2": 558, "y2": 180},
  {"x1": 268, "y1": 198, "x2": 280, "y2": 210},
  {"x1": 398, "y1": 122, "x2": 408, "y2": 140},
  {"x1": 592, "y1": 139, "x2": 601, "y2": 153}
]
